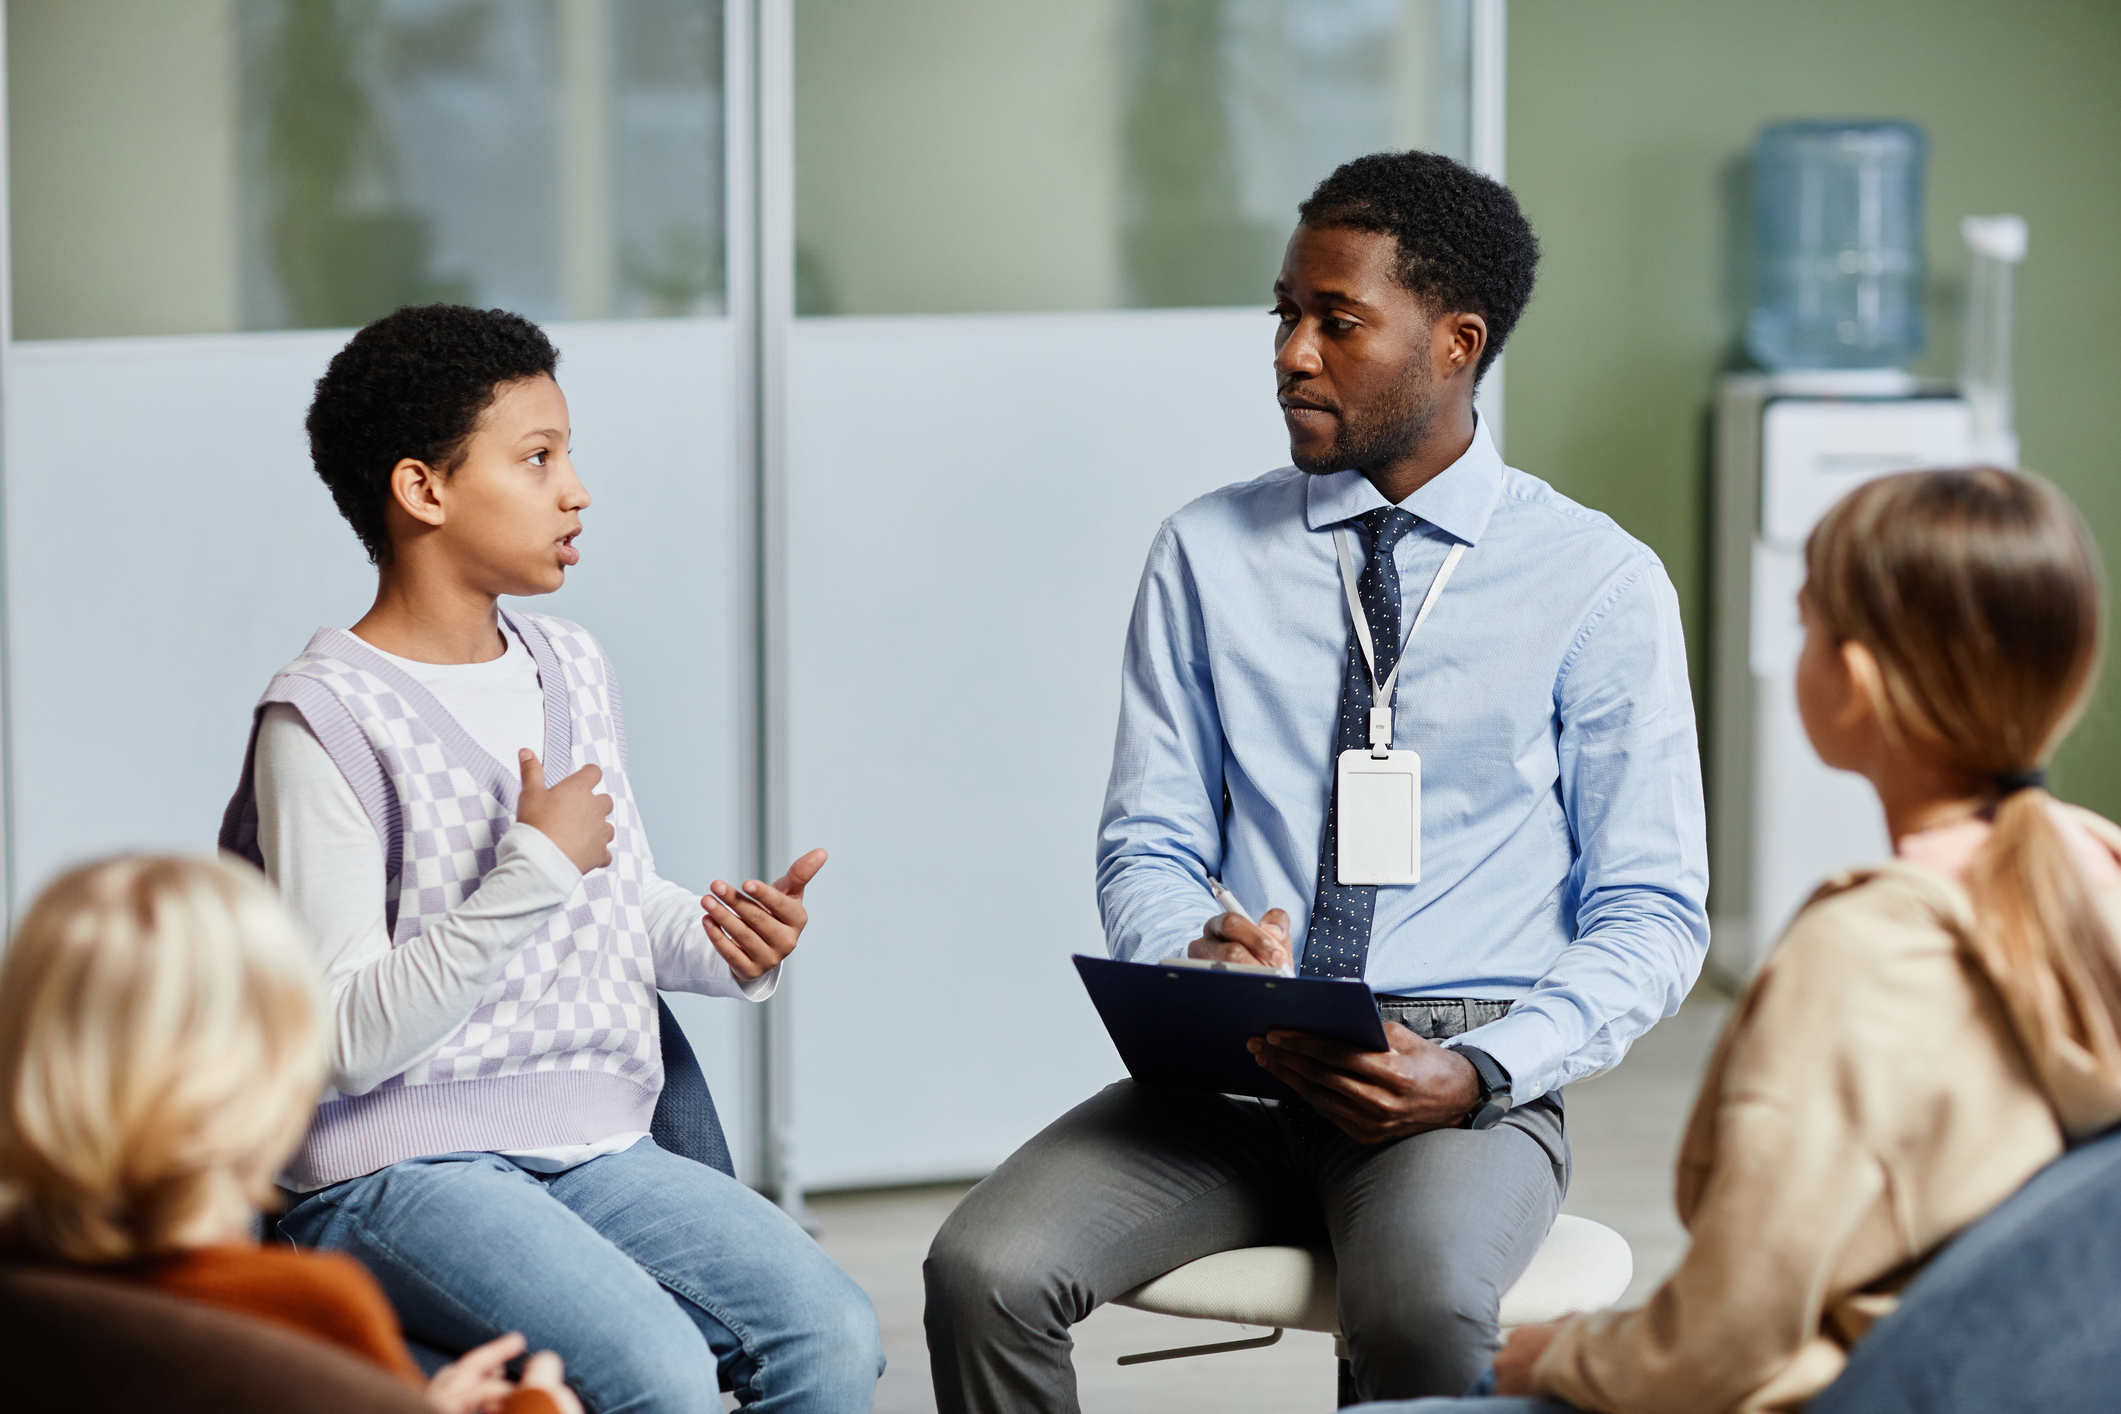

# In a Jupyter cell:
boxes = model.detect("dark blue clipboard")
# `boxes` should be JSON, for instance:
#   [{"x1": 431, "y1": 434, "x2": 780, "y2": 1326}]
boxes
[{"x1": 1075, "y1": 954, "x2": 1389, "y2": 1100}]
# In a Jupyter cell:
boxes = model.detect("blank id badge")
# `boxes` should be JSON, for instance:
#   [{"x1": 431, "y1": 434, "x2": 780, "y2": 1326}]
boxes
[{"x1": 1337, "y1": 748, "x2": 1421, "y2": 885}]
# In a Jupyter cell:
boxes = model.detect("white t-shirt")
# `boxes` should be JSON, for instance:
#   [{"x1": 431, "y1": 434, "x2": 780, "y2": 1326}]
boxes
[{"x1": 254, "y1": 626, "x2": 773, "y2": 1185}]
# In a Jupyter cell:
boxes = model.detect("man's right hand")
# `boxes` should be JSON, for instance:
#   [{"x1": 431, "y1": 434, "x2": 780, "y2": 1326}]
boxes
[
  {"x1": 1187, "y1": 907, "x2": 1292, "y2": 970},
  {"x1": 517, "y1": 749, "x2": 614, "y2": 874}
]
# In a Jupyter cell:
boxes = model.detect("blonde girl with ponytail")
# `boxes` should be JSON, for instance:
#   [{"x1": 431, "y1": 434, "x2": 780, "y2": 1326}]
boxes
[
  {"x1": 0, "y1": 855, "x2": 582, "y2": 1414},
  {"x1": 1374, "y1": 468, "x2": 2121, "y2": 1414}
]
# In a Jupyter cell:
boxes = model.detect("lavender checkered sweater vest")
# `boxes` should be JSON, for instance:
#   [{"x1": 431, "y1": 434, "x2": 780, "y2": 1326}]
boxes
[{"x1": 221, "y1": 610, "x2": 663, "y2": 1188}]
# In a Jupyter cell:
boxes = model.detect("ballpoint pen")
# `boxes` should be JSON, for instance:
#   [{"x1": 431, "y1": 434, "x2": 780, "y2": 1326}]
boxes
[
  {"x1": 1208, "y1": 877, "x2": 1252, "y2": 924},
  {"x1": 1208, "y1": 878, "x2": 1294, "y2": 977}
]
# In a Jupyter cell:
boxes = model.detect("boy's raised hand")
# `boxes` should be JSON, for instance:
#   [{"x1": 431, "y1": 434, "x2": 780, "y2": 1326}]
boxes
[
  {"x1": 702, "y1": 848, "x2": 828, "y2": 981},
  {"x1": 516, "y1": 750, "x2": 614, "y2": 874}
]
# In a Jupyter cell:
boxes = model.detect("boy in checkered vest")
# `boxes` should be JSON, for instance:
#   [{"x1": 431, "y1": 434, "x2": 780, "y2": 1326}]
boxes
[{"x1": 220, "y1": 305, "x2": 882, "y2": 1412}]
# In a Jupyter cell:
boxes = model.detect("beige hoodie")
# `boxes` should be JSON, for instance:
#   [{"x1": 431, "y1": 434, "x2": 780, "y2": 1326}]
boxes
[{"x1": 1532, "y1": 804, "x2": 2121, "y2": 1414}]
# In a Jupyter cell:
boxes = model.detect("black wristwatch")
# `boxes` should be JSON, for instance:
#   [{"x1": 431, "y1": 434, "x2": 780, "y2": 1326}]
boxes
[{"x1": 1454, "y1": 1045, "x2": 1513, "y2": 1131}]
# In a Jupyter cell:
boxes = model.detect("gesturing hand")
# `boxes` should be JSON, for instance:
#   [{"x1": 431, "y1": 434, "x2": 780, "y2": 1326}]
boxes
[
  {"x1": 517, "y1": 1349, "x2": 586, "y2": 1414},
  {"x1": 702, "y1": 848, "x2": 828, "y2": 981},
  {"x1": 425, "y1": 1332, "x2": 584, "y2": 1414},
  {"x1": 1247, "y1": 1020, "x2": 1481, "y2": 1144},
  {"x1": 1491, "y1": 1317, "x2": 1572, "y2": 1396},
  {"x1": 516, "y1": 750, "x2": 615, "y2": 874},
  {"x1": 1187, "y1": 907, "x2": 1293, "y2": 970},
  {"x1": 425, "y1": 1332, "x2": 519, "y2": 1414}
]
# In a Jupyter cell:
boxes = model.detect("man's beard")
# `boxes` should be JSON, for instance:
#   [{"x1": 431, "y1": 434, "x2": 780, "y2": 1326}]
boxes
[{"x1": 1291, "y1": 372, "x2": 1439, "y2": 478}]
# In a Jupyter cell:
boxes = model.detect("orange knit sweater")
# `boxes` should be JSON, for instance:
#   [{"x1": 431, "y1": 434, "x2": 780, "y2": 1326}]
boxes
[{"x1": 121, "y1": 1243, "x2": 560, "y2": 1414}]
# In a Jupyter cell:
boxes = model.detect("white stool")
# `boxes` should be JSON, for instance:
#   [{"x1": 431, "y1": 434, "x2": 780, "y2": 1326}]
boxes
[{"x1": 1113, "y1": 1214, "x2": 1633, "y2": 1406}]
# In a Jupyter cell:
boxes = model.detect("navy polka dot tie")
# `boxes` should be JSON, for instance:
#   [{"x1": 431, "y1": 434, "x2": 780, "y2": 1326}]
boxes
[{"x1": 1303, "y1": 506, "x2": 1417, "y2": 980}]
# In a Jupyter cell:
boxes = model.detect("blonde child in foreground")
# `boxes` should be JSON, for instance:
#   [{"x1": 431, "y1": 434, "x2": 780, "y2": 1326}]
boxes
[
  {"x1": 1360, "y1": 466, "x2": 2121, "y2": 1414},
  {"x1": 0, "y1": 855, "x2": 583, "y2": 1414}
]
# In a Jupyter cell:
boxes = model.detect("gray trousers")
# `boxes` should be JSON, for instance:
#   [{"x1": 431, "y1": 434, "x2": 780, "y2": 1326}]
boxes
[{"x1": 924, "y1": 999, "x2": 1568, "y2": 1412}]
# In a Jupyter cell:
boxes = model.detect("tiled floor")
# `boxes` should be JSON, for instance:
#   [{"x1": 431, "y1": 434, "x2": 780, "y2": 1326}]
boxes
[{"x1": 806, "y1": 987, "x2": 1733, "y2": 1414}]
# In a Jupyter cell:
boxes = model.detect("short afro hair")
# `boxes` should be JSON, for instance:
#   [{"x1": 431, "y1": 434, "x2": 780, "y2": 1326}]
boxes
[
  {"x1": 305, "y1": 304, "x2": 560, "y2": 565},
  {"x1": 1297, "y1": 151, "x2": 1540, "y2": 379}
]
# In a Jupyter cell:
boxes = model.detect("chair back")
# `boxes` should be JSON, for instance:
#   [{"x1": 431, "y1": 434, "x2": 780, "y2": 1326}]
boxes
[
  {"x1": 0, "y1": 1263, "x2": 430, "y2": 1412},
  {"x1": 1810, "y1": 1125, "x2": 2121, "y2": 1414},
  {"x1": 651, "y1": 994, "x2": 736, "y2": 1177}
]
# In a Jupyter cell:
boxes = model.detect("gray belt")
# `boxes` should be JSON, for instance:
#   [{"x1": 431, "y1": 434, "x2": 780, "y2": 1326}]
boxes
[{"x1": 1374, "y1": 996, "x2": 1511, "y2": 1043}]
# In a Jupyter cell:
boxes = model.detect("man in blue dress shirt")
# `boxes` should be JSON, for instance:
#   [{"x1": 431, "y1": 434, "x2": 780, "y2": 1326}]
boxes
[{"x1": 925, "y1": 151, "x2": 1709, "y2": 1410}]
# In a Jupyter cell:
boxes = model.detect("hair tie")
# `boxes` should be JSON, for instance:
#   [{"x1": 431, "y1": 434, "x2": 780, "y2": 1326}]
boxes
[{"x1": 1993, "y1": 768, "x2": 2048, "y2": 797}]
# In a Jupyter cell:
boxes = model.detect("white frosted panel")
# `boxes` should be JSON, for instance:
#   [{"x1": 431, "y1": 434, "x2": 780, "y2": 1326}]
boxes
[
  {"x1": 3, "y1": 318, "x2": 752, "y2": 1171},
  {"x1": 785, "y1": 308, "x2": 1291, "y2": 1189},
  {"x1": 1748, "y1": 541, "x2": 1807, "y2": 678},
  {"x1": 4, "y1": 330, "x2": 369, "y2": 897}
]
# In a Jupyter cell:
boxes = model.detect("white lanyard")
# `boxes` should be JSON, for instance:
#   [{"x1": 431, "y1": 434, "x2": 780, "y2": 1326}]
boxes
[{"x1": 1333, "y1": 527, "x2": 1466, "y2": 757}]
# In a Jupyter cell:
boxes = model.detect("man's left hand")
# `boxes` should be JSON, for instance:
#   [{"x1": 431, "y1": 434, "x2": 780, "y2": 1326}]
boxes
[{"x1": 1246, "y1": 1021, "x2": 1480, "y2": 1143}]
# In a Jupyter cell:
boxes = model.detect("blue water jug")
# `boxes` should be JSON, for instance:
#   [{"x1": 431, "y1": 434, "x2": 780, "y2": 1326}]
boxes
[{"x1": 1746, "y1": 120, "x2": 1928, "y2": 371}]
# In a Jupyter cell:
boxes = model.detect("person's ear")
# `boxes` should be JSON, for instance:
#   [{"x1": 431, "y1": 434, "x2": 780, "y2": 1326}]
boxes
[
  {"x1": 389, "y1": 458, "x2": 448, "y2": 529},
  {"x1": 1438, "y1": 311, "x2": 1487, "y2": 381},
  {"x1": 1839, "y1": 640, "x2": 1887, "y2": 735}
]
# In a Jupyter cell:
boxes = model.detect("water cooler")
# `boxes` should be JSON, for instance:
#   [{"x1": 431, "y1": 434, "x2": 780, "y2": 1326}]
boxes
[
  {"x1": 1706, "y1": 119, "x2": 2028, "y2": 983},
  {"x1": 1709, "y1": 373, "x2": 1972, "y2": 982}
]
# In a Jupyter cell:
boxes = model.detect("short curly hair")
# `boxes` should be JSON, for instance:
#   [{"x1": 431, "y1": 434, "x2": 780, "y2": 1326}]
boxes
[
  {"x1": 1297, "y1": 151, "x2": 1540, "y2": 379},
  {"x1": 305, "y1": 304, "x2": 560, "y2": 565}
]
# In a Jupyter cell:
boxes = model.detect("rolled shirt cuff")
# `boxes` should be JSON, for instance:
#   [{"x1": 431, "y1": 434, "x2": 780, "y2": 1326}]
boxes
[{"x1": 739, "y1": 961, "x2": 782, "y2": 1002}]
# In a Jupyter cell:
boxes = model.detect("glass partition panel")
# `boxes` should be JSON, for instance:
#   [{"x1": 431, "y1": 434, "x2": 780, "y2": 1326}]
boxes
[
  {"x1": 8, "y1": 0, "x2": 725, "y2": 339},
  {"x1": 4, "y1": 0, "x2": 753, "y2": 1172},
  {"x1": 793, "y1": 0, "x2": 1470, "y2": 315}
]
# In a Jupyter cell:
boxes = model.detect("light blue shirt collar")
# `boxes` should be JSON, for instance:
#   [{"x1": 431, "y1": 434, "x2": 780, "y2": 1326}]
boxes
[{"x1": 1302, "y1": 413, "x2": 1505, "y2": 546}]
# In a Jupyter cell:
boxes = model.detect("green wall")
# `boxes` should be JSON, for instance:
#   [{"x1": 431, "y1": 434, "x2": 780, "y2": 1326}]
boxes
[{"x1": 1505, "y1": 0, "x2": 2121, "y2": 812}]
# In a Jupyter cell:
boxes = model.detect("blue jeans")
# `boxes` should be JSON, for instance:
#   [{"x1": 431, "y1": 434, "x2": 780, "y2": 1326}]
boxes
[
  {"x1": 1351, "y1": 1402, "x2": 1574, "y2": 1413},
  {"x1": 279, "y1": 1139, "x2": 883, "y2": 1414},
  {"x1": 1345, "y1": 1363, "x2": 1577, "y2": 1411}
]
